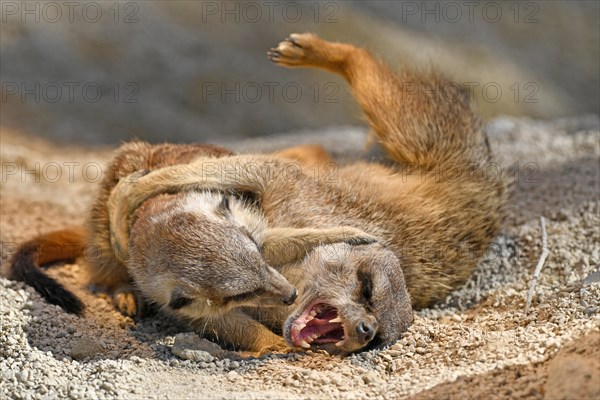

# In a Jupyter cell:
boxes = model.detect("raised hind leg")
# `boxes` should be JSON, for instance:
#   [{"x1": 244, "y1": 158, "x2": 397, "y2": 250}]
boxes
[{"x1": 268, "y1": 33, "x2": 488, "y2": 171}]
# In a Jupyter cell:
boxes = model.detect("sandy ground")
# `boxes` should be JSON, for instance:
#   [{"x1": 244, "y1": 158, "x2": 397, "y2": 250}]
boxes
[{"x1": 1, "y1": 116, "x2": 599, "y2": 399}]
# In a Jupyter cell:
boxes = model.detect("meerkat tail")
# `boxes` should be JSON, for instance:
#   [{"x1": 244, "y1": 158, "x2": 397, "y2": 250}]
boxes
[{"x1": 9, "y1": 227, "x2": 87, "y2": 315}]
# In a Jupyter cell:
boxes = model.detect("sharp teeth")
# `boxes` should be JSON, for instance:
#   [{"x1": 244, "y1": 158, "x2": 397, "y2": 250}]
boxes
[
  {"x1": 297, "y1": 323, "x2": 306, "y2": 330},
  {"x1": 335, "y1": 340, "x2": 346, "y2": 347},
  {"x1": 309, "y1": 310, "x2": 317, "y2": 317},
  {"x1": 306, "y1": 314, "x2": 314, "y2": 322},
  {"x1": 299, "y1": 340, "x2": 310, "y2": 349},
  {"x1": 330, "y1": 317, "x2": 343, "y2": 323},
  {"x1": 311, "y1": 334, "x2": 319, "y2": 340}
]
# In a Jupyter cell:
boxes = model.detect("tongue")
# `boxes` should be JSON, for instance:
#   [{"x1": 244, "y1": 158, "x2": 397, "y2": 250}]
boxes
[{"x1": 300, "y1": 318, "x2": 343, "y2": 342}]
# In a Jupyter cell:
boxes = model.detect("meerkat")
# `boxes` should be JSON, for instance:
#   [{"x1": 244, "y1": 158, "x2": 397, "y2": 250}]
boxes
[
  {"x1": 118, "y1": 190, "x2": 298, "y2": 312},
  {"x1": 109, "y1": 33, "x2": 505, "y2": 353},
  {"x1": 9, "y1": 142, "x2": 252, "y2": 316}
]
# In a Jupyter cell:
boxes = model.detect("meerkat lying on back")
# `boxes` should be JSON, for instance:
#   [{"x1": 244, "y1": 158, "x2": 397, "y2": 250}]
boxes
[
  {"x1": 110, "y1": 33, "x2": 505, "y2": 353},
  {"x1": 128, "y1": 186, "x2": 379, "y2": 352}
]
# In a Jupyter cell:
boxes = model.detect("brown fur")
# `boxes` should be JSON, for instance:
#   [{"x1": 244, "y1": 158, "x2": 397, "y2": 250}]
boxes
[
  {"x1": 108, "y1": 33, "x2": 505, "y2": 352},
  {"x1": 89, "y1": 142, "x2": 234, "y2": 289},
  {"x1": 10, "y1": 141, "x2": 377, "y2": 354},
  {"x1": 10, "y1": 33, "x2": 504, "y2": 355}
]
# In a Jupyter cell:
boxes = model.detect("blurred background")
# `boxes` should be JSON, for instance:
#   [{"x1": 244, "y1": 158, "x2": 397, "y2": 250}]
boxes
[{"x1": 1, "y1": 0, "x2": 599, "y2": 146}]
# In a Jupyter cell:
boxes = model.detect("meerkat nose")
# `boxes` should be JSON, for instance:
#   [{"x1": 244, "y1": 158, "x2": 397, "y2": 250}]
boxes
[
  {"x1": 356, "y1": 321, "x2": 375, "y2": 344},
  {"x1": 282, "y1": 288, "x2": 298, "y2": 305}
]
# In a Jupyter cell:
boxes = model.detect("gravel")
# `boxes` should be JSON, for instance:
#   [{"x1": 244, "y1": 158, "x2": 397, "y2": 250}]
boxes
[{"x1": 1, "y1": 115, "x2": 599, "y2": 399}]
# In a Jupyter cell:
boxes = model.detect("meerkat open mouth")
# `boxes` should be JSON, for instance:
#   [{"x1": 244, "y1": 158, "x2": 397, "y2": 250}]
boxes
[{"x1": 290, "y1": 301, "x2": 345, "y2": 348}]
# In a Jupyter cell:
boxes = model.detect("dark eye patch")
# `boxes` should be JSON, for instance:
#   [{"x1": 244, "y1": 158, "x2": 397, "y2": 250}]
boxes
[
  {"x1": 357, "y1": 269, "x2": 373, "y2": 306},
  {"x1": 169, "y1": 295, "x2": 193, "y2": 310},
  {"x1": 224, "y1": 289, "x2": 265, "y2": 304}
]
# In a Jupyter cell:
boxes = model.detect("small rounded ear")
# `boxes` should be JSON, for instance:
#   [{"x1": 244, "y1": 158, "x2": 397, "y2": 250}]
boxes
[{"x1": 356, "y1": 269, "x2": 373, "y2": 303}]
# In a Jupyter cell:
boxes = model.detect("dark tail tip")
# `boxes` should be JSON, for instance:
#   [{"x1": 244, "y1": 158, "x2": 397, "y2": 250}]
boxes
[{"x1": 10, "y1": 244, "x2": 85, "y2": 315}]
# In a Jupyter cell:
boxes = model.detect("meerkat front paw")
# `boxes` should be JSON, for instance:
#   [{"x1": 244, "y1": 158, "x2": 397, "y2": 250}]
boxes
[
  {"x1": 241, "y1": 340, "x2": 293, "y2": 359},
  {"x1": 112, "y1": 285, "x2": 145, "y2": 317},
  {"x1": 267, "y1": 33, "x2": 323, "y2": 67}
]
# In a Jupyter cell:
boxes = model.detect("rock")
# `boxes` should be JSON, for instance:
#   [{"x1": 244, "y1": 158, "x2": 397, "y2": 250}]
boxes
[
  {"x1": 171, "y1": 333, "x2": 214, "y2": 365},
  {"x1": 171, "y1": 333, "x2": 223, "y2": 362},
  {"x1": 69, "y1": 338, "x2": 105, "y2": 360},
  {"x1": 171, "y1": 343, "x2": 214, "y2": 363},
  {"x1": 227, "y1": 371, "x2": 239, "y2": 379},
  {"x1": 100, "y1": 382, "x2": 115, "y2": 392},
  {"x1": 3, "y1": 369, "x2": 15, "y2": 381},
  {"x1": 362, "y1": 371, "x2": 379, "y2": 385},
  {"x1": 16, "y1": 369, "x2": 29, "y2": 382},
  {"x1": 387, "y1": 350, "x2": 402, "y2": 358}
]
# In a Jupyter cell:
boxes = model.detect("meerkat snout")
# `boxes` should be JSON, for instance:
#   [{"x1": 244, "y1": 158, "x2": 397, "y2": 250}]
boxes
[
  {"x1": 355, "y1": 320, "x2": 376, "y2": 345},
  {"x1": 259, "y1": 265, "x2": 298, "y2": 306},
  {"x1": 283, "y1": 288, "x2": 298, "y2": 305}
]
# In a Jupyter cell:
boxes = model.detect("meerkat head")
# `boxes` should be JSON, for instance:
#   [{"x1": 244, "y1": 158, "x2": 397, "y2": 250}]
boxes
[
  {"x1": 282, "y1": 242, "x2": 413, "y2": 354},
  {"x1": 128, "y1": 192, "x2": 297, "y2": 317}
]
